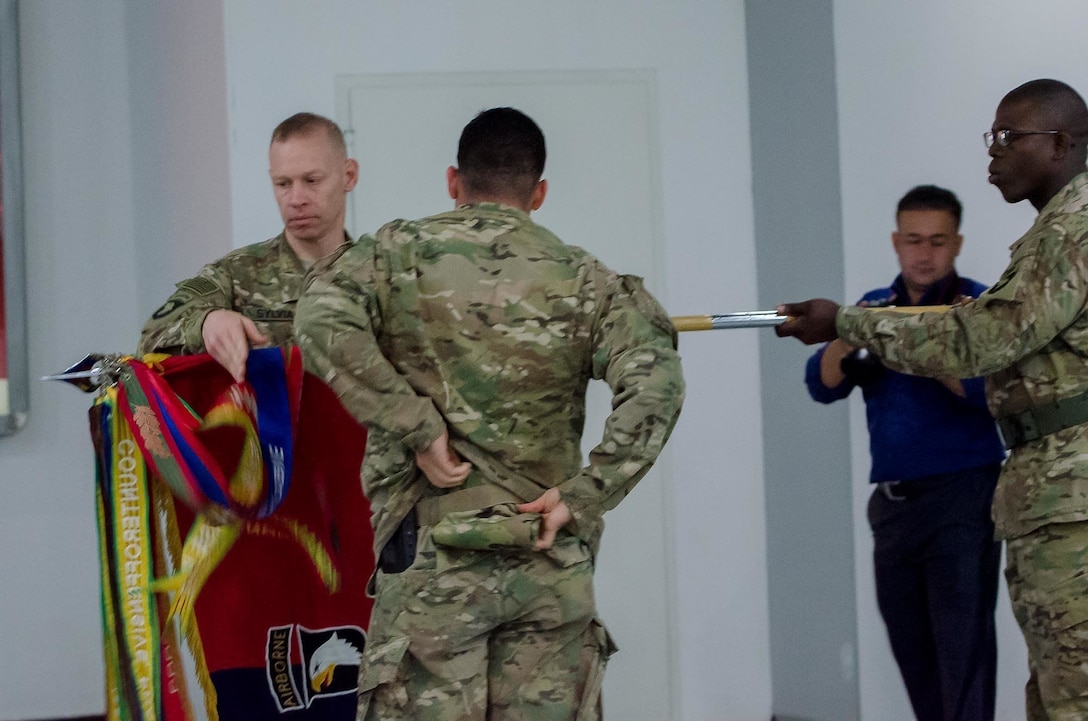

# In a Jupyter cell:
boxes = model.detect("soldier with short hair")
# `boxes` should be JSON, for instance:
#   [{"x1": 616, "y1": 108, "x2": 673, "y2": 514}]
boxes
[
  {"x1": 777, "y1": 78, "x2": 1088, "y2": 720},
  {"x1": 136, "y1": 112, "x2": 369, "y2": 721},
  {"x1": 138, "y1": 111, "x2": 359, "y2": 377},
  {"x1": 295, "y1": 107, "x2": 684, "y2": 721}
]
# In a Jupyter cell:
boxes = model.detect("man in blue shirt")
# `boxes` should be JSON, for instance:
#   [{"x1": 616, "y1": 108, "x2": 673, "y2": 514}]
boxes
[{"x1": 806, "y1": 185, "x2": 1005, "y2": 721}]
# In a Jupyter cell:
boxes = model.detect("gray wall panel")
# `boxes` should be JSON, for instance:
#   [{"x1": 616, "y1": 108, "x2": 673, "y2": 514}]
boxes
[{"x1": 746, "y1": 1, "x2": 859, "y2": 719}]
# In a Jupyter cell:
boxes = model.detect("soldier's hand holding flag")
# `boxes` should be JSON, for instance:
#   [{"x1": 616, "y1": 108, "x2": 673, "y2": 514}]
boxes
[{"x1": 202, "y1": 309, "x2": 269, "y2": 382}]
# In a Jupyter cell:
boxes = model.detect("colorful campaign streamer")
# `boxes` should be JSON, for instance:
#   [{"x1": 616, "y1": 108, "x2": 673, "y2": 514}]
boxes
[
  {"x1": 85, "y1": 347, "x2": 343, "y2": 721},
  {"x1": 117, "y1": 348, "x2": 302, "y2": 520},
  {"x1": 91, "y1": 388, "x2": 212, "y2": 721}
]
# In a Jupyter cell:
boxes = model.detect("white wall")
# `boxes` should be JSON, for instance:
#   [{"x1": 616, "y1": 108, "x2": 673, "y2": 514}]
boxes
[
  {"x1": 0, "y1": 1, "x2": 231, "y2": 718},
  {"x1": 0, "y1": 3, "x2": 137, "y2": 716},
  {"x1": 126, "y1": 2, "x2": 233, "y2": 315},
  {"x1": 833, "y1": 1, "x2": 1088, "y2": 719}
]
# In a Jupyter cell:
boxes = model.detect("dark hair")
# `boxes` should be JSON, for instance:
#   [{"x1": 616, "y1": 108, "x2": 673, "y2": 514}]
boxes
[
  {"x1": 897, "y1": 185, "x2": 962, "y2": 229},
  {"x1": 270, "y1": 112, "x2": 347, "y2": 157},
  {"x1": 1003, "y1": 79, "x2": 1088, "y2": 157},
  {"x1": 456, "y1": 107, "x2": 546, "y2": 200}
]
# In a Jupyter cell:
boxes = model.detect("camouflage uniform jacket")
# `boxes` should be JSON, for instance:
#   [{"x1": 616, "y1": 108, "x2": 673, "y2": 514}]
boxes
[
  {"x1": 137, "y1": 232, "x2": 352, "y2": 355},
  {"x1": 295, "y1": 203, "x2": 685, "y2": 556},
  {"x1": 837, "y1": 171, "x2": 1088, "y2": 539}
]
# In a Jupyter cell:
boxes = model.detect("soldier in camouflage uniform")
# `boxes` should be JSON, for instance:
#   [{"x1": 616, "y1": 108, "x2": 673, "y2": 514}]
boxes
[
  {"x1": 138, "y1": 112, "x2": 359, "y2": 376},
  {"x1": 294, "y1": 107, "x2": 685, "y2": 721},
  {"x1": 134, "y1": 113, "x2": 364, "y2": 720},
  {"x1": 777, "y1": 79, "x2": 1088, "y2": 720}
]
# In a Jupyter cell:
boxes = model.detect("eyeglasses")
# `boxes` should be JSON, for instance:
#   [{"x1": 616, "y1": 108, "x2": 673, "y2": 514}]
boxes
[{"x1": 984, "y1": 129, "x2": 1061, "y2": 148}]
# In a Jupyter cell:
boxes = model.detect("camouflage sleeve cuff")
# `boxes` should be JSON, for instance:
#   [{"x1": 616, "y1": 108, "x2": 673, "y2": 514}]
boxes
[
  {"x1": 835, "y1": 305, "x2": 867, "y2": 347},
  {"x1": 555, "y1": 486, "x2": 604, "y2": 550},
  {"x1": 185, "y1": 309, "x2": 216, "y2": 352},
  {"x1": 137, "y1": 306, "x2": 216, "y2": 356},
  {"x1": 401, "y1": 410, "x2": 449, "y2": 454}
]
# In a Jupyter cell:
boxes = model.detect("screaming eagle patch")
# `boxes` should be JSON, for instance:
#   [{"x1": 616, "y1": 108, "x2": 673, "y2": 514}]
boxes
[{"x1": 265, "y1": 624, "x2": 366, "y2": 712}]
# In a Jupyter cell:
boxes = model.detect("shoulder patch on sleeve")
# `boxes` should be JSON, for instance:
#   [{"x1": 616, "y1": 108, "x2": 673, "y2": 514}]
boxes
[
  {"x1": 982, "y1": 257, "x2": 1027, "y2": 302},
  {"x1": 150, "y1": 295, "x2": 186, "y2": 320},
  {"x1": 177, "y1": 276, "x2": 221, "y2": 296},
  {"x1": 620, "y1": 274, "x2": 678, "y2": 345}
]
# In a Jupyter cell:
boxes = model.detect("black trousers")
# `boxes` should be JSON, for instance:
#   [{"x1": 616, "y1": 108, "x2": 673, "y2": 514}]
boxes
[{"x1": 868, "y1": 464, "x2": 1001, "y2": 721}]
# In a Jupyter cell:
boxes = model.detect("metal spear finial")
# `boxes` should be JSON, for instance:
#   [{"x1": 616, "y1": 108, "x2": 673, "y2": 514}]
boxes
[{"x1": 40, "y1": 353, "x2": 126, "y2": 392}]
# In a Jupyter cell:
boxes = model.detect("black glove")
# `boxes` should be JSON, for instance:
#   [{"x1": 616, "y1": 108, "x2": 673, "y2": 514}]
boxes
[{"x1": 840, "y1": 348, "x2": 885, "y2": 387}]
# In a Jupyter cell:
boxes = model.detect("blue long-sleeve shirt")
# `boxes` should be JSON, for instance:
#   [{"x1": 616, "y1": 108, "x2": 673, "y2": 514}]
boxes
[{"x1": 805, "y1": 274, "x2": 1005, "y2": 483}]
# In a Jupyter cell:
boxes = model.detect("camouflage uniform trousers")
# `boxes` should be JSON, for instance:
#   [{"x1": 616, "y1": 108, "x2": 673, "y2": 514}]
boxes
[
  {"x1": 356, "y1": 522, "x2": 616, "y2": 721},
  {"x1": 1005, "y1": 520, "x2": 1088, "y2": 720}
]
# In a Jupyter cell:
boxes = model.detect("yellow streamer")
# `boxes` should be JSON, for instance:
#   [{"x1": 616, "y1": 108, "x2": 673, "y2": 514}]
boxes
[
  {"x1": 246, "y1": 517, "x2": 341, "y2": 593},
  {"x1": 150, "y1": 517, "x2": 243, "y2": 635},
  {"x1": 150, "y1": 476, "x2": 219, "y2": 721},
  {"x1": 110, "y1": 391, "x2": 160, "y2": 719},
  {"x1": 199, "y1": 385, "x2": 264, "y2": 510}
]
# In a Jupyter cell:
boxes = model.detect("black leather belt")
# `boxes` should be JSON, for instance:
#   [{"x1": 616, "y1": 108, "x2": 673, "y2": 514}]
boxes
[
  {"x1": 876, "y1": 464, "x2": 1000, "y2": 502},
  {"x1": 997, "y1": 390, "x2": 1088, "y2": 449}
]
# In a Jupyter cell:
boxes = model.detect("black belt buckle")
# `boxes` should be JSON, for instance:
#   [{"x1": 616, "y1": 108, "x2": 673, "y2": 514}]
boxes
[
  {"x1": 997, "y1": 416, "x2": 1023, "y2": 450},
  {"x1": 879, "y1": 482, "x2": 908, "y2": 502},
  {"x1": 879, "y1": 480, "x2": 929, "y2": 501},
  {"x1": 378, "y1": 508, "x2": 418, "y2": 574},
  {"x1": 997, "y1": 412, "x2": 1042, "y2": 449}
]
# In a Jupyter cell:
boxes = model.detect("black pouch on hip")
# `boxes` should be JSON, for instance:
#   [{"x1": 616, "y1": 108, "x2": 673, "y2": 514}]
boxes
[{"x1": 378, "y1": 509, "x2": 418, "y2": 574}]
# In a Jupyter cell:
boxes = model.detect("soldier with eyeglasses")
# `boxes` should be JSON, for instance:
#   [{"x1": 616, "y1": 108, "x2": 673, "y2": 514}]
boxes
[{"x1": 776, "y1": 78, "x2": 1088, "y2": 721}]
